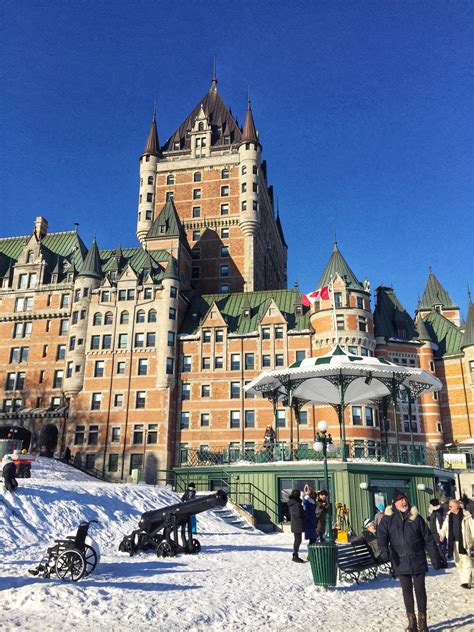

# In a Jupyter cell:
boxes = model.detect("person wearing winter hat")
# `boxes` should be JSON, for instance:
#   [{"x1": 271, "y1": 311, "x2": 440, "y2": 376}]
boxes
[
  {"x1": 428, "y1": 499, "x2": 445, "y2": 543},
  {"x1": 287, "y1": 489, "x2": 306, "y2": 563},
  {"x1": 181, "y1": 482, "x2": 197, "y2": 533},
  {"x1": 2, "y1": 455, "x2": 18, "y2": 493},
  {"x1": 352, "y1": 518, "x2": 381, "y2": 562},
  {"x1": 439, "y1": 499, "x2": 473, "y2": 589},
  {"x1": 377, "y1": 490, "x2": 443, "y2": 632}
]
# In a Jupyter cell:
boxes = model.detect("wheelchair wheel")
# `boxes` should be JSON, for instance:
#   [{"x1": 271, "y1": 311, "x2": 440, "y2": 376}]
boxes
[
  {"x1": 156, "y1": 540, "x2": 176, "y2": 558},
  {"x1": 191, "y1": 538, "x2": 201, "y2": 554},
  {"x1": 55, "y1": 550, "x2": 85, "y2": 581},
  {"x1": 83, "y1": 545, "x2": 98, "y2": 576}
]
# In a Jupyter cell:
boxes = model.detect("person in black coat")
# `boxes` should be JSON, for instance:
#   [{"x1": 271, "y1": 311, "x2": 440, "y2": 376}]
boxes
[
  {"x1": 287, "y1": 489, "x2": 305, "y2": 563},
  {"x1": 2, "y1": 457, "x2": 18, "y2": 493},
  {"x1": 315, "y1": 489, "x2": 329, "y2": 541},
  {"x1": 377, "y1": 490, "x2": 442, "y2": 632},
  {"x1": 181, "y1": 482, "x2": 197, "y2": 533}
]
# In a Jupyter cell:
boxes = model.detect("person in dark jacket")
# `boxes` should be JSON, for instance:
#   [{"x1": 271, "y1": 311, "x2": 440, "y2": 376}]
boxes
[
  {"x1": 287, "y1": 489, "x2": 305, "y2": 563},
  {"x1": 181, "y1": 482, "x2": 197, "y2": 534},
  {"x1": 352, "y1": 518, "x2": 382, "y2": 562},
  {"x1": 377, "y1": 490, "x2": 442, "y2": 632},
  {"x1": 428, "y1": 499, "x2": 444, "y2": 543},
  {"x1": 2, "y1": 456, "x2": 18, "y2": 493},
  {"x1": 315, "y1": 489, "x2": 329, "y2": 541},
  {"x1": 303, "y1": 485, "x2": 317, "y2": 547}
]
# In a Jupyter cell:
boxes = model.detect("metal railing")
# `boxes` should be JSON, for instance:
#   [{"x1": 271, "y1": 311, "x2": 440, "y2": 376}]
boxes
[{"x1": 178, "y1": 442, "x2": 444, "y2": 468}]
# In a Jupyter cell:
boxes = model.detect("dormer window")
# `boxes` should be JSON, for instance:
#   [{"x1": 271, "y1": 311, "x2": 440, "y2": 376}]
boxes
[
  {"x1": 196, "y1": 137, "x2": 206, "y2": 148},
  {"x1": 295, "y1": 304, "x2": 303, "y2": 316},
  {"x1": 434, "y1": 304, "x2": 442, "y2": 313},
  {"x1": 26, "y1": 251, "x2": 34, "y2": 264},
  {"x1": 173, "y1": 142, "x2": 180, "y2": 150},
  {"x1": 198, "y1": 121, "x2": 204, "y2": 131},
  {"x1": 166, "y1": 191, "x2": 174, "y2": 201},
  {"x1": 334, "y1": 292, "x2": 343, "y2": 308},
  {"x1": 223, "y1": 136, "x2": 230, "y2": 145},
  {"x1": 242, "y1": 308, "x2": 251, "y2": 319},
  {"x1": 159, "y1": 225, "x2": 166, "y2": 234},
  {"x1": 166, "y1": 175, "x2": 175, "y2": 185}
]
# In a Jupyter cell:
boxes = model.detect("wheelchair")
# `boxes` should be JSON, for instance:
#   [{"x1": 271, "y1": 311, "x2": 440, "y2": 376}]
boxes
[{"x1": 29, "y1": 520, "x2": 99, "y2": 581}]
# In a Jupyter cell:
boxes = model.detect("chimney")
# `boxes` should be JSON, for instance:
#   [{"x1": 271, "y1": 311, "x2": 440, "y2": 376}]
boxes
[{"x1": 34, "y1": 216, "x2": 48, "y2": 240}]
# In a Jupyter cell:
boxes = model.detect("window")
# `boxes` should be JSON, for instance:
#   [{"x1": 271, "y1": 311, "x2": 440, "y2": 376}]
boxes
[
  {"x1": 201, "y1": 384, "x2": 210, "y2": 397},
  {"x1": 192, "y1": 230, "x2": 201, "y2": 241},
  {"x1": 215, "y1": 329, "x2": 224, "y2": 342},
  {"x1": 94, "y1": 360, "x2": 105, "y2": 377},
  {"x1": 220, "y1": 265, "x2": 229, "y2": 277},
  {"x1": 5, "y1": 373, "x2": 16, "y2": 390},
  {"x1": 230, "y1": 382, "x2": 240, "y2": 399},
  {"x1": 134, "y1": 333, "x2": 144, "y2": 348},
  {"x1": 120, "y1": 310, "x2": 129, "y2": 324},
  {"x1": 298, "y1": 411, "x2": 308, "y2": 425},
  {"x1": 104, "y1": 312, "x2": 113, "y2": 325},
  {"x1": 118, "y1": 290, "x2": 126, "y2": 301},
  {"x1": 262, "y1": 327, "x2": 270, "y2": 340},
  {"x1": 223, "y1": 135, "x2": 230, "y2": 145},
  {"x1": 203, "y1": 330, "x2": 211, "y2": 343},
  {"x1": 26, "y1": 250, "x2": 34, "y2": 264},
  {"x1": 56, "y1": 344, "x2": 66, "y2": 361},
  {"x1": 295, "y1": 351, "x2": 305, "y2": 363},
  {"x1": 193, "y1": 189, "x2": 201, "y2": 200},
  {"x1": 167, "y1": 331, "x2": 175, "y2": 347},
  {"x1": 127, "y1": 289, "x2": 135, "y2": 300},
  {"x1": 252, "y1": 182, "x2": 258, "y2": 193},
  {"x1": 102, "y1": 334, "x2": 112, "y2": 349},
  {"x1": 221, "y1": 168, "x2": 229, "y2": 179},
  {"x1": 136, "y1": 310, "x2": 145, "y2": 323},
  {"x1": 138, "y1": 359, "x2": 148, "y2": 376},
  {"x1": 66, "y1": 362, "x2": 72, "y2": 378},
  {"x1": 182, "y1": 356, "x2": 192, "y2": 372},
  {"x1": 244, "y1": 410, "x2": 255, "y2": 428},
  {"x1": 117, "y1": 361, "x2": 126, "y2": 375},
  {"x1": 101, "y1": 290, "x2": 110, "y2": 302},
  {"x1": 108, "y1": 454, "x2": 119, "y2": 472},
  {"x1": 220, "y1": 284, "x2": 230, "y2": 294},
  {"x1": 241, "y1": 182, "x2": 247, "y2": 193},
  {"x1": 13, "y1": 322, "x2": 32, "y2": 339},
  {"x1": 348, "y1": 346, "x2": 357, "y2": 355},
  {"x1": 114, "y1": 394, "x2": 123, "y2": 408},
  {"x1": 60, "y1": 294, "x2": 70, "y2": 308},
  {"x1": 88, "y1": 425, "x2": 99, "y2": 446},
  {"x1": 220, "y1": 204, "x2": 229, "y2": 215},
  {"x1": 136, "y1": 391, "x2": 146, "y2": 409},
  {"x1": 365, "y1": 408, "x2": 374, "y2": 426},
  {"x1": 430, "y1": 361, "x2": 435, "y2": 372},
  {"x1": 53, "y1": 370, "x2": 63, "y2": 388},
  {"x1": 253, "y1": 201, "x2": 258, "y2": 211},
  {"x1": 166, "y1": 357, "x2": 174, "y2": 374},
  {"x1": 352, "y1": 406, "x2": 362, "y2": 425},
  {"x1": 241, "y1": 201, "x2": 247, "y2": 211},
  {"x1": 42, "y1": 345, "x2": 48, "y2": 358},
  {"x1": 221, "y1": 185, "x2": 229, "y2": 197},
  {"x1": 10, "y1": 347, "x2": 29, "y2": 364},
  {"x1": 180, "y1": 412, "x2": 190, "y2": 429},
  {"x1": 276, "y1": 410, "x2": 286, "y2": 427},
  {"x1": 146, "y1": 332, "x2": 156, "y2": 347},
  {"x1": 18, "y1": 274, "x2": 27, "y2": 289},
  {"x1": 182, "y1": 384, "x2": 190, "y2": 401},
  {"x1": 192, "y1": 206, "x2": 201, "y2": 218},
  {"x1": 334, "y1": 292, "x2": 343, "y2": 308},
  {"x1": 193, "y1": 172, "x2": 202, "y2": 182},
  {"x1": 358, "y1": 317, "x2": 367, "y2": 332},
  {"x1": 110, "y1": 427, "x2": 121, "y2": 443},
  {"x1": 74, "y1": 426, "x2": 85, "y2": 445},
  {"x1": 72, "y1": 311, "x2": 79, "y2": 325},
  {"x1": 166, "y1": 174, "x2": 175, "y2": 185},
  {"x1": 230, "y1": 411, "x2": 240, "y2": 428},
  {"x1": 357, "y1": 297, "x2": 364, "y2": 309},
  {"x1": 132, "y1": 424, "x2": 144, "y2": 444},
  {"x1": 262, "y1": 355, "x2": 271, "y2": 367},
  {"x1": 231, "y1": 354, "x2": 240, "y2": 370},
  {"x1": 147, "y1": 424, "x2": 158, "y2": 444},
  {"x1": 169, "y1": 307, "x2": 176, "y2": 320},
  {"x1": 200, "y1": 413, "x2": 210, "y2": 427},
  {"x1": 275, "y1": 354, "x2": 284, "y2": 367},
  {"x1": 336, "y1": 315, "x2": 344, "y2": 330},
  {"x1": 59, "y1": 319, "x2": 69, "y2": 335},
  {"x1": 275, "y1": 326, "x2": 284, "y2": 339},
  {"x1": 360, "y1": 347, "x2": 369, "y2": 356},
  {"x1": 118, "y1": 333, "x2": 128, "y2": 349},
  {"x1": 92, "y1": 312, "x2": 102, "y2": 327},
  {"x1": 202, "y1": 357, "x2": 210, "y2": 369},
  {"x1": 245, "y1": 353, "x2": 254, "y2": 370},
  {"x1": 91, "y1": 393, "x2": 102, "y2": 410},
  {"x1": 221, "y1": 228, "x2": 229, "y2": 238},
  {"x1": 214, "y1": 356, "x2": 223, "y2": 369}
]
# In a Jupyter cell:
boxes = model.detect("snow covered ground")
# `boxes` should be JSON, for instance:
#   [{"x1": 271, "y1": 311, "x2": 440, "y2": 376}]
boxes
[{"x1": 0, "y1": 458, "x2": 472, "y2": 632}]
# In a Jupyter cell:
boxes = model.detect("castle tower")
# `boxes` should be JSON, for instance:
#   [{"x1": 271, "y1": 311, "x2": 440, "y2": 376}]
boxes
[
  {"x1": 136, "y1": 110, "x2": 161, "y2": 244},
  {"x1": 416, "y1": 268, "x2": 460, "y2": 326}
]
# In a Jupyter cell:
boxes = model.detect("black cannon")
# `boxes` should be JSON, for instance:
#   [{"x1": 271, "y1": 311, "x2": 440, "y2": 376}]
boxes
[{"x1": 119, "y1": 490, "x2": 227, "y2": 558}]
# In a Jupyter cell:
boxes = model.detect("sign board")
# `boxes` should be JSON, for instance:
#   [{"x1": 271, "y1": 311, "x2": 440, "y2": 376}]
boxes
[{"x1": 442, "y1": 453, "x2": 467, "y2": 470}]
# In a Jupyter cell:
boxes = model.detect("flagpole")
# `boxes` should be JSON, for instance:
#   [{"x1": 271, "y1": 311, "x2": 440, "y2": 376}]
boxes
[{"x1": 329, "y1": 275, "x2": 337, "y2": 340}]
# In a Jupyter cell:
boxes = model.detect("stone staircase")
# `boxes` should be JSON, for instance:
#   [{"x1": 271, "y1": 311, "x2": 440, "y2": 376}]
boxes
[{"x1": 211, "y1": 503, "x2": 255, "y2": 531}]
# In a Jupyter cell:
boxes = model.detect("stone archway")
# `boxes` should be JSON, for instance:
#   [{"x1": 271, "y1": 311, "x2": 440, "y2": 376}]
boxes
[
  {"x1": 39, "y1": 424, "x2": 59, "y2": 458},
  {"x1": 0, "y1": 424, "x2": 32, "y2": 451}
]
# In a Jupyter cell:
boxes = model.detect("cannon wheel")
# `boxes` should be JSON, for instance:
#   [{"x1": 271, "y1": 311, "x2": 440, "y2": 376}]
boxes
[
  {"x1": 83, "y1": 545, "x2": 98, "y2": 576},
  {"x1": 119, "y1": 536, "x2": 136, "y2": 556},
  {"x1": 191, "y1": 539, "x2": 201, "y2": 554},
  {"x1": 55, "y1": 550, "x2": 85, "y2": 581},
  {"x1": 156, "y1": 540, "x2": 176, "y2": 558}
]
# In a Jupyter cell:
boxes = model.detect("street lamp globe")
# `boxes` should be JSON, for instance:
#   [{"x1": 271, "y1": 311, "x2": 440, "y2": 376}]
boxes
[
  {"x1": 327, "y1": 442, "x2": 337, "y2": 455},
  {"x1": 317, "y1": 419, "x2": 329, "y2": 433},
  {"x1": 313, "y1": 440, "x2": 324, "y2": 452}
]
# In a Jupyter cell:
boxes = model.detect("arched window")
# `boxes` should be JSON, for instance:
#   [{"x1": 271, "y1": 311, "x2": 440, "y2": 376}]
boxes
[
  {"x1": 148, "y1": 309, "x2": 157, "y2": 323},
  {"x1": 241, "y1": 166, "x2": 247, "y2": 175},
  {"x1": 120, "y1": 310, "x2": 129, "y2": 324},
  {"x1": 104, "y1": 311, "x2": 113, "y2": 325},
  {"x1": 166, "y1": 174, "x2": 175, "y2": 185},
  {"x1": 198, "y1": 121, "x2": 204, "y2": 131},
  {"x1": 93, "y1": 312, "x2": 102, "y2": 326},
  {"x1": 136, "y1": 309, "x2": 145, "y2": 323},
  {"x1": 221, "y1": 168, "x2": 229, "y2": 179},
  {"x1": 26, "y1": 251, "x2": 34, "y2": 263},
  {"x1": 147, "y1": 176, "x2": 153, "y2": 185}
]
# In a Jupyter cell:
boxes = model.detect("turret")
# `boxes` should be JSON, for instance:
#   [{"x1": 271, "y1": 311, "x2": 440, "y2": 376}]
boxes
[
  {"x1": 156, "y1": 257, "x2": 180, "y2": 388},
  {"x1": 238, "y1": 95, "x2": 261, "y2": 291},
  {"x1": 137, "y1": 110, "x2": 161, "y2": 244}
]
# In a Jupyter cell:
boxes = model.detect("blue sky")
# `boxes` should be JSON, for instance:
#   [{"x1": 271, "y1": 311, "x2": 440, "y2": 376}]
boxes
[{"x1": 1, "y1": 1, "x2": 472, "y2": 315}]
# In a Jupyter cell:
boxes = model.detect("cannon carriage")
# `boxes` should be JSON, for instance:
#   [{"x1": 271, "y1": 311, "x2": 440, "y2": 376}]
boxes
[{"x1": 119, "y1": 490, "x2": 227, "y2": 558}]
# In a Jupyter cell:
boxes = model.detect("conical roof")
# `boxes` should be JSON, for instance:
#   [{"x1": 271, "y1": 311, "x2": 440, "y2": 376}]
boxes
[
  {"x1": 146, "y1": 198, "x2": 187, "y2": 241},
  {"x1": 417, "y1": 270, "x2": 458, "y2": 310},
  {"x1": 163, "y1": 256, "x2": 179, "y2": 281},
  {"x1": 414, "y1": 315, "x2": 432, "y2": 342},
  {"x1": 240, "y1": 97, "x2": 258, "y2": 144},
  {"x1": 275, "y1": 208, "x2": 287, "y2": 248},
  {"x1": 374, "y1": 286, "x2": 418, "y2": 340},
  {"x1": 142, "y1": 111, "x2": 161, "y2": 156},
  {"x1": 78, "y1": 239, "x2": 103, "y2": 279},
  {"x1": 461, "y1": 300, "x2": 474, "y2": 350},
  {"x1": 317, "y1": 240, "x2": 364, "y2": 291}
]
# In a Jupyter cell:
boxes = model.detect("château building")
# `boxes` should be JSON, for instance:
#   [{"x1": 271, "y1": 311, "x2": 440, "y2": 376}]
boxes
[{"x1": 0, "y1": 74, "x2": 472, "y2": 481}]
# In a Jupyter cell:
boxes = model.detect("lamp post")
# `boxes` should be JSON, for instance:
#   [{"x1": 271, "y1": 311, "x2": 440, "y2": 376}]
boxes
[{"x1": 308, "y1": 420, "x2": 338, "y2": 587}]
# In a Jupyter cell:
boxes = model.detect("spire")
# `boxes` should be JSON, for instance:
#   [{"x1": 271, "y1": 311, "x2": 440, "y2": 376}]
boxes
[
  {"x1": 241, "y1": 92, "x2": 259, "y2": 144},
  {"x1": 146, "y1": 197, "x2": 187, "y2": 242},
  {"x1": 333, "y1": 231, "x2": 338, "y2": 253},
  {"x1": 461, "y1": 298, "x2": 474, "y2": 350},
  {"x1": 163, "y1": 256, "x2": 179, "y2": 281},
  {"x1": 78, "y1": 239, "x2": 103, "y2": 279},
  {"x1": 417, "y1": 269, "x2": 458, "y2": 311},
  {"x1": 414, "y1": 315, "x2": 432, "y2": 342},
  {"x1": 318, "y1": 241, "x2": 364, "y2": 291},
  {"x1": 142, "y1": 108, "x2": 161, "y2": 156},
  {"x1": 210, "y1": 58, "x2": 218, "y2": 93}
]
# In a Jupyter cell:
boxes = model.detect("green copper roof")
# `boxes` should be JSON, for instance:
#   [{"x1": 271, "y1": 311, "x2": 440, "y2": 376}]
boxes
[
  {"x1": 461, "y1": 301, "x2": 474, "y2": 350},
  {"x1": 0, "y1": 231, "x2": 87, "y2": 269},
  {"x1": 78, "y1": 240, "x2": 103, "y2": 279},
  {"x1": 180, "y1": 289, "x2": 310, "y2": 335},
  {"x1": 162, "y1": 256, "x2": 179, "y2": 281},
  {"x1": 317, "y1": 240, "x2": 364, "y2": 291},
  {"x1": 374, "y1": 286, "x2": 418, "y2": 341},
  {"x1": 100, "y1": 247, "x2": 169, "y2": 282},
  {"x1": 414, "y1": 315, "x2": 432, "y2": 342},
  {"x1": 146, "y1": 198, "x2": 187, "y2": 241},
  {"x1": 423, "y1": 310, "x2": 463, "y2": 357},
  {"x1": 417, "y1": 270, "x2": 458, "y2": 310}
]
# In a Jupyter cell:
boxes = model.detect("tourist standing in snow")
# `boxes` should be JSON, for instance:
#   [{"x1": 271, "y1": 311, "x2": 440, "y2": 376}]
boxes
[
  {"x1": 2, "y1": 456, "x2": 18, "y2": 492},
  {"x1": 181, "y1": 482, "x2": 197, "y2": 534},
  {"x1": 428, "y1": 499, "x2": 444, "y2": 544},
  {"x1": 288, "y1": 489, "x2": 305, "y2": 563},
  {"x1": 377, "y1": 490, "x2": 442, "y2": 632},
  {"x1": 303, "y1": 485, "x2": 317, "y2": 548},
  {"x1": 439, "y1": 499, "x2": 473, "y2": 589},
  {"x1": 315, "y1": 490, "x2": 329, "y2": 541}
]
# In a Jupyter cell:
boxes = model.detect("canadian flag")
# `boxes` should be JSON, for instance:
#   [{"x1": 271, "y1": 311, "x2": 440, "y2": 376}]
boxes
[{"x1": 301, "y1": 285, "x2": 330, "y2": 307}]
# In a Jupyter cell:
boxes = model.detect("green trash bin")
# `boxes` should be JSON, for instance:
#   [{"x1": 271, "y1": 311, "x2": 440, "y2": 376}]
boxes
[{"x1": 308, "y1": 541, "x2": 338, "y2": 587}]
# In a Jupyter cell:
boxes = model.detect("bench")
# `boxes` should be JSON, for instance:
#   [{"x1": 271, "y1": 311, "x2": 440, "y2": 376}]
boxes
[{"x1": 337, "y1": 543, "x2": 392, "y2": 584}]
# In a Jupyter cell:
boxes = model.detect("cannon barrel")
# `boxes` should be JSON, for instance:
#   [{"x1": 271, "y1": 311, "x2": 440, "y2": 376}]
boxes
[{"x1": 139, "y1": 490, "x2": 227, "y2": 531}]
